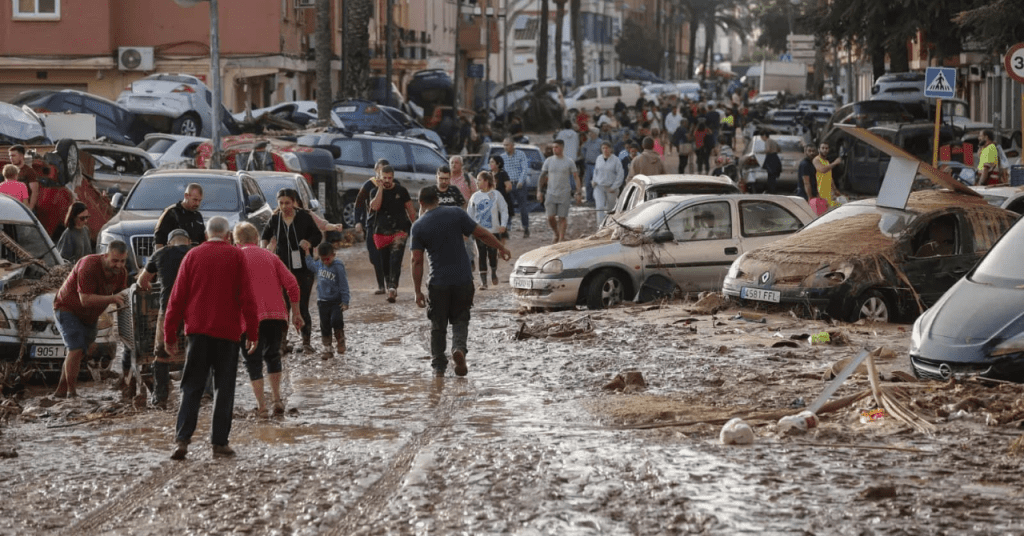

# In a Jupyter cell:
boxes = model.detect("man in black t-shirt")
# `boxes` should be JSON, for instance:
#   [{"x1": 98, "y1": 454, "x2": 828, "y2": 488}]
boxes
[
  {"x1": 369, "y1": 165, "x2": 417, "y2": 303},
  {"x1": 154, "y1": 183, "x2": 206, "y2": 247},
  {"x1": 795, "y1": 143, "x2": 819, "y2": 201},
  {"x1": 420, "y1": 165, "x2": 466, "y2": 210},
  {"x1": 137, "y1": 229, "x2": 191, "y2": 408}
]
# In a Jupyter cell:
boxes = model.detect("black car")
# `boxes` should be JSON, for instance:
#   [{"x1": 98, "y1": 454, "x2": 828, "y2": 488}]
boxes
[
  {"x1": 11, "y1": 89, "x2": 154, "y2": 146},
  {"x1": 909, "y1": 218, "x2": 1024, "y2": 382}
]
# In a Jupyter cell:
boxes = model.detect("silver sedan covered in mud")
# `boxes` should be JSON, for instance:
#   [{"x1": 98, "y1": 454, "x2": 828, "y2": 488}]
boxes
[
  {"x1": 0, "y1": 195, "x2": 117, "y2": 375},
  {"x1": 511, "y1": 194, "x2": 815, "y2": 309}
]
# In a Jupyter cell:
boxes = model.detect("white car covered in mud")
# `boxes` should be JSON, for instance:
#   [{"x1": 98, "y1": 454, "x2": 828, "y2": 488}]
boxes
[
  {"x1": 511, "y1": 194, "x2": 816, "y2": 309},
  {"x1": 0, "y1": 194, "x2": 117, "y2": 376}
]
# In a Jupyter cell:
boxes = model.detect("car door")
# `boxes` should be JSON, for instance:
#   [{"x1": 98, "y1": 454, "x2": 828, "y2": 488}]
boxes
[
  {"x1": 655, "y1": 200, "x2": 739, "y2": 291},
  {"x1": 901, "y1": 213, "x2": 975, "y2": 307},
  {"x1": 369, "y1": 139, "x2": 415, "y2": 193},
  {"x1": 331, "y1": 138, "x2": 372, "y2": 186},
  {"x1": 846, "y1": 139, "x2": 889, "y2": 194}
]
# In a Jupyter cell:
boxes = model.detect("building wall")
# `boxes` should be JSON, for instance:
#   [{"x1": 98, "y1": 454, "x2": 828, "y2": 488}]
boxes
[{"x1": 1, "y1": 0, "x2": 115, "y2": 55}]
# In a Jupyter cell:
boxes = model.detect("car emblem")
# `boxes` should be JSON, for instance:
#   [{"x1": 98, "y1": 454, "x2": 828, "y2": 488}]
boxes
[
  {"x1": 938, "y1": 363, "x2": 952, "y2": 380},
  {"x1": 759, "y1": 271, "x2": 771, "y2": 285}
]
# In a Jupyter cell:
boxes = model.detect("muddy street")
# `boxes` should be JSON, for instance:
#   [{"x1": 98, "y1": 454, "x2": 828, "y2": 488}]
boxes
[{"x1": 2, "y1": 208, "x2": 1024, "y2": 535}]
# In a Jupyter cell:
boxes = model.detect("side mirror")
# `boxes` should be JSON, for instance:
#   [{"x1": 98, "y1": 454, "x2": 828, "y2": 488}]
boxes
[
  {"x1": 652, "y1": 230, "x2": 674, "y2": 243},
  {"x1": 309, "y1": 198, "x2": 321, "y2": 211},
  {"x1": 111, "y1": 192, "x2": 124, "y2": 210},
  {"x1": 246, "y1": 194, "x2": 264, "y2": 213}
]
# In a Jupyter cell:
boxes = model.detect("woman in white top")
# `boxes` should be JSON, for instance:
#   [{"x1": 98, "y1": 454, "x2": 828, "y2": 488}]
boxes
[
  {"x1": 592, "y1": 141, "x2": 625, "y2": 225},
  {"x1": 467, "y1": 171, "x2": 509, "y2": 289}
]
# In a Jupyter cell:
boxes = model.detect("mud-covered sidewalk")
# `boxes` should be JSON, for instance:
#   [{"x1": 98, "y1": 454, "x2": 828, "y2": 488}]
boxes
[{"x1": 2, "y1": 208, "x2": 1024, "y2": 535}]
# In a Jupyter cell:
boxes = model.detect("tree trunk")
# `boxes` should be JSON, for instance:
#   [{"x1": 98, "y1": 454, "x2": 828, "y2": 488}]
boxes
[
  {"x1": 554, "y1": 0, "x2": 566, "y2": 84},
  {"x1": 344, "y1": 0, "x2": 372, "y2": 100},
  {"x1": 702, "y1": 10, "x2": 715, "y2": 81},
  {"x1": 571, "y1": 0, "x2": 582, "y2": 86},
  {"x1": 538, "y1": 0, "x2": 549, "y2": 84},
  {"x1": 686, "y1": 7, "x2": 699, "y2": 80},
  {"x1": 315, "y1": 0, "x2": 332, "y2": 122}
]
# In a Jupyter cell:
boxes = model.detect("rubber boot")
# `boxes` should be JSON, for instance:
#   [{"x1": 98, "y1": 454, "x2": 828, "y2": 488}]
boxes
[
  {"x1": 302, "y1": 334, "x2": 314, "y2": 355},
  {"x1": 320, "y1": 336, "x2": 333, "y2": 360},
  {"x1": 479, "y1": 271, "x2": 488, "y2": 289},
  {"x1": 335, "y1": 331, "x2": 346, "y2": 354}
]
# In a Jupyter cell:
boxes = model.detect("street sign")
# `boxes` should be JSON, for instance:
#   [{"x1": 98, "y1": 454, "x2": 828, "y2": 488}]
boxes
[
  {"x1": 924, "y1": 67, "x2": 956, "y2": 99},
  {"x1": 467, "y1": 63, "x2": 483, "y2": 79},
  {"x1": 1005, "y1": 43, "x2": 1024, "y2": 84}
]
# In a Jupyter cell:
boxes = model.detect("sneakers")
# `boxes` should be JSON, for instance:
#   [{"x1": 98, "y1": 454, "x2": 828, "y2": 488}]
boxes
[
  {"x1": 479, "y1": 283, "x2": 488, "y2": 290},
  {"x1": 373, "y1": 288, "x2": 386, "y2": 295},
  {"x1": 452, "y1": 349, "x2": 468, "y2": 377},
  {"x1": 212, "y1": 444, "x2": 235, "y2": 458},
  {"x1": 491, "y1": 273, "x2": 499, "y2": 286},
  {"x1": 320, "y1": 336, "x2": 333, "y2": 359},
  {"x1": 387, "y1": 288, "x2": 397, "y2": 303},
  {"x1": 170, "y1": 440, "x2": 188, "y2": 460},
  {"x1": 302, "y1": 336, "x2": 314, "y2": 354}
]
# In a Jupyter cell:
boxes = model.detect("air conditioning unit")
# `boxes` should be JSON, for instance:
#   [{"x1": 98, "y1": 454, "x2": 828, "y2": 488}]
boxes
[
  {"x1": 118, "y1": 47, "x2": 154, "y2": 71},
  {"x1": 296, "y1": 0, "x2": 314, "y2": 7}
]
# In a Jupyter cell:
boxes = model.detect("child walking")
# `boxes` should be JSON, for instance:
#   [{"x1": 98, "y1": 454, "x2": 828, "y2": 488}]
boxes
[
  {"x1": 305, "y1": 242, "x2": 350, "y2": 360},
  {"x1": 467, "y1": 171, "x2": 509, "y2": 289}
]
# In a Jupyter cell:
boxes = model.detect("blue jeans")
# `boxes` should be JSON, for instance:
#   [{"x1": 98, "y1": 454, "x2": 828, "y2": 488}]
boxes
[
  {"x1": 584, "y1": 163, "x2": 596, "y2": 203},
  {"x1": 427, "y1": 283, "x2": 475, "y2": 373},
  {"x1": 175, "y1": 334, "x2": 239, "y2": 447},
  {"x1": 511, "y1": 183, "x2": 529, "y2": 231},
  {"x1": 365, "y1": 225, "x2": 385, "y2": 291},
  {"x1": 317, "y1": 300, "x2": 345, "y2": 339}
]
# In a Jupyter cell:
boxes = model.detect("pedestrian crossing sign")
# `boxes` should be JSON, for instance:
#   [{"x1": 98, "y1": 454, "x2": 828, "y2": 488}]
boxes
[{"x1": 924, "y1": 67, "x2": 956, "y2": 99}]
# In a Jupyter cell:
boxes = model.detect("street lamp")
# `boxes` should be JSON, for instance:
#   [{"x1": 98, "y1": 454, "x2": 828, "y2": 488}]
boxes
[{"x1": 174, "y1": 0, "x2": 222, "y2": 168}]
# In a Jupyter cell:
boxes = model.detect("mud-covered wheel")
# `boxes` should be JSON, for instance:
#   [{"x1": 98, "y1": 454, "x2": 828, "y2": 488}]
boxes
[
  {"x1": 341, "y1": 191, "x2": 359, "y2": 228},
  {"x1": 850, "y1": 290, "x2": 891, "y2": 323},
  {"x1": 586, "y1": 269, "x2": 626, "y2": 310},
  {"x1": 55, "y1": 139, "x2": 79, "y2": 185},
  {"x1": 173, "y1": 113, "x2": 201, "y2": 136}
]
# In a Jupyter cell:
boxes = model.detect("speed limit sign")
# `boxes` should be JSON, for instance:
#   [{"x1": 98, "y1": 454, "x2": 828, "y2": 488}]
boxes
[{"x1": 1006, "y1": 43, "x2": 1024, "y2": 84}]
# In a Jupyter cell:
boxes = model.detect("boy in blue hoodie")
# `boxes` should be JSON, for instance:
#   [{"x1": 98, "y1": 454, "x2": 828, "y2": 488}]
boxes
[{"x1": 305, "y1": 242, "x2": 350, "y2": 359}]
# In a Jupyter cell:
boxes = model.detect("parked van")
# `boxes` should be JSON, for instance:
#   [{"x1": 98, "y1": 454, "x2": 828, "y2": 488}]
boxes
[
  {"x1": 563, "y1": 81, "x2": 642, "y2": 115},
  {"x1": 870, "y1": 72, "x2": 926, "y2": 104}
]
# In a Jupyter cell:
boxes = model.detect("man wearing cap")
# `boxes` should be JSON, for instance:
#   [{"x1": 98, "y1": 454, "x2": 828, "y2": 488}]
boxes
[{"x1": 136, "y1": 228, "x2": 192, "y2": 408}]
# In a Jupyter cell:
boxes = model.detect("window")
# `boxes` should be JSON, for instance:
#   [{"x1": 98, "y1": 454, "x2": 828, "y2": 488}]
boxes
[
  {"x1": 331, "y1": 139, "x2": 368, "y2": 167},
  {"x1": 580, "y1": 88, "x2": 597, "y2": 100},
  {"x1": 14, "y1": 0, "x2": 59, "y2": 20},
  {"x1": 740, "y1": 201, "x2": 803, "y2": 237},
  {"x1": 667, "y1": 201, "x2": 732, "y2": 241},
  {"x1": 369, "y1": 141, "x2": 411, "y2": 172},
  {"x1": 411, "y1": 144, "x2": 446, "y2": 174},
  {"x1": 602, "y1": 86, "x2": 622, "y2": 98}
]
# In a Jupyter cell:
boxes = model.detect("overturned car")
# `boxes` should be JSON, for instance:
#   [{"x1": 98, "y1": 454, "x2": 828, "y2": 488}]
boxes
[{"x1": 0, "y1": 195, "x2": 117, "y2": 377}]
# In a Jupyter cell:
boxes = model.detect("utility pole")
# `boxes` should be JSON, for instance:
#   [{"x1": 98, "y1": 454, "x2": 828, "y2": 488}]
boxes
[
  {"x1": 315, "y1": 0, "x2": 331, "y2": 123},
  {"x1": 454, "y1": 0, "x2": 462, "y2": 109},
  {"x1": 484, "y1": 0, "x2": 490, "y2": 105},
  {"x1": 339, "y1": 0, "x2": 348, "y2": 99},
  {"x1": 386, "y1": 0, "x2": 394, "y2": 106}
]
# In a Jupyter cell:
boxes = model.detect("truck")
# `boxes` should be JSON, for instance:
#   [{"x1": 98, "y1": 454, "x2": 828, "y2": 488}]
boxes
[{"x1": 744, "y1": 61, "x2": 809, "y2": 96}]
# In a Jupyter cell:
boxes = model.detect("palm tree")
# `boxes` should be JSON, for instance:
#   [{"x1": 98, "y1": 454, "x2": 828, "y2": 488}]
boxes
[
  {"x1": 554, "y1": 0, "x2": 566, "y2": 83},
  {"x1": 571, "y1": 0, "x2": 583, "y2": 86},
  {"x1": 538, "y1": 0, "x2": 549, "y2": 84},
  {"x1": 341, "y1": 0, "x2": 372, "y2": 100}
]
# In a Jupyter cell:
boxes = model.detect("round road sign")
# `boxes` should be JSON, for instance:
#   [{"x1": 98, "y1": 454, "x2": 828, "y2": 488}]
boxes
[{"x1": 1006, "y1": 43, "x2": 1024, "y2": 84}]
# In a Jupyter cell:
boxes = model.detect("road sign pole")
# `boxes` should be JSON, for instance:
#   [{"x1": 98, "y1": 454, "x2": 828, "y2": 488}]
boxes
[
  {"x1": 932, "y1": 98, "x2": 942, "y2": 167},
  {"x1": 1004, "y1": 43, "x2": 1024, "y2": 166}
]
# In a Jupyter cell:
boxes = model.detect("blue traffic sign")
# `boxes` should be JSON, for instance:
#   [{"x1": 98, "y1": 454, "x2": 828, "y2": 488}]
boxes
[{"x1": 924, "y1": 67, "x2": 956, "y2": 99}]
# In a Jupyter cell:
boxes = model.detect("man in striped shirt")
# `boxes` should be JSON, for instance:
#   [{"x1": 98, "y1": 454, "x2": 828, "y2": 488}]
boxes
[{"x1": 502, "y1": 137, "x2": 531, "y2": 238}]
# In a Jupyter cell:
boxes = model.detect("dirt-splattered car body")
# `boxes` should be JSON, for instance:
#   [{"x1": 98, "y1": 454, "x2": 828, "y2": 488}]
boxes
[
  {"x1": 511, "y1": 194, "x2": 816, "y2": 310},
  {"x1": 723, "y1": 191, "x2": 1018, "y2": 322},
  {"x1": 0, "y1": 195, "x2": 117, "y2": 375},
  {"x1": 909, "y1": 218, "x2": 1024, "y2": 382}
]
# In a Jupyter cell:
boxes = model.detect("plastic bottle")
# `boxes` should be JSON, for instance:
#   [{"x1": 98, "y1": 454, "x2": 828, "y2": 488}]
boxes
[
  {"x1": 719, "y1": 417, "x2": 755, "y2": 445},
  {"x1": 777, "y1": 410, "x2": 819, "y2": 433}
]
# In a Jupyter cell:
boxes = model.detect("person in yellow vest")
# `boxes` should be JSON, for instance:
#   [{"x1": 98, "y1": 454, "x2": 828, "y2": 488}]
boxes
[
  {"x1": 813, "y1": 141, "x2": 845, "y2": 208},
  {"x1": 977, "y1": 129, "x2": 1001, "y2": 185}
]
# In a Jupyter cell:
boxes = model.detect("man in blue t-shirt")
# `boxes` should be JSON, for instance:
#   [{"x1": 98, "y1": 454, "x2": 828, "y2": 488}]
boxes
[{"x1": 411, "y1": 187, "x2": 510, "y2": 378}]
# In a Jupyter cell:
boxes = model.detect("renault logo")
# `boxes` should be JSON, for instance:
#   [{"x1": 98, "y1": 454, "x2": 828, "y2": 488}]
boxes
[{"x1": 759, "y1": 271, "x2": 771, "y2": 285}]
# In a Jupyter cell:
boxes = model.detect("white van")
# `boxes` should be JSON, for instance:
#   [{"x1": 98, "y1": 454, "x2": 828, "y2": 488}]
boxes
[{"x1": 563, "y1": 81, "x2": 643, "y2": 115}]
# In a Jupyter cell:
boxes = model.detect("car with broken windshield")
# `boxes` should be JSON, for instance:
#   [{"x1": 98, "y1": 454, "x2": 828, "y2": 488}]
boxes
[
  {"x1": 511, "y1": 194, "x2": 815, "y2": 310},
  {"x1": 0, "y1": 194, "x2": 117, "y2": 376}
]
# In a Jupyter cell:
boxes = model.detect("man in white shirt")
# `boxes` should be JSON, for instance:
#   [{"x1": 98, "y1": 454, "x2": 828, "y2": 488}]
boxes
[{"x1": 592, "y1": 141, "x2": 625, "y2": 225}]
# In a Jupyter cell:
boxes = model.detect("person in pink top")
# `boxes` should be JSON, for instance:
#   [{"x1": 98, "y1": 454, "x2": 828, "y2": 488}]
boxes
[
  {"x1": 448, "y1": 155, "x2": 477, "y2": 200},
  {"x1": 0, "y1": 164, "x2": 29, "y2": 204},
  {"x1": 234, "y1": 222, "x2": 302, "y2": 419}
]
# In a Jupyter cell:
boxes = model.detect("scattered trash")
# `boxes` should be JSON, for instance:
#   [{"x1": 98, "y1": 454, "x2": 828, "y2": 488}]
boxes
[
  {"x1": 719, "y1": 418, "x2": 755, "y2": 445},
  {"x1": 689, "y1": 292, "x2": 729, "y2": 315},
  {"x1": 513, "y1": 316, "x2": 595, "y2": 340},
  {"x1": 860, "y1": 408, "x2": 888, "y2": 423},
  {"x1": 791, "y1": 397, "x2": 806, "y2": 408},
  {"x1": 0, "y1": 447, "x2": 17, "y2": 459},
  {"x1": 810, "y1": 331, "x2": 831, "y2": 344},
  {"x1": 778, "y1": 410, "x2": 819, "y2": 433},
  {"x1": 859, "y1": 485, "x2": 898, "y2": 500},
  {"x1": 770, "y1": 340, "x2": 800, "y2": 348},
  {"x1": 731, "y1": 312, "x2": 766, "y2": 323},
  {"x1": 602, "y1": 371, "x2": 646, "y2": 392}
]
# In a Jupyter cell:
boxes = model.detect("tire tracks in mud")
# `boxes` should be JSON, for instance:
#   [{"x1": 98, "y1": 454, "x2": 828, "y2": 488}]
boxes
[
  {"x1": 63, "y1": 462, "x2": 182, "y2": 535},
  {"x1": 325, "y1": 378, "x2": 472, "y2": 535}
]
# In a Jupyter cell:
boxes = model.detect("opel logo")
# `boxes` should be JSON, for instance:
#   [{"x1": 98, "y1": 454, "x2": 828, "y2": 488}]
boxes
[
  {"x1": 759, "y1": 271, "x2": 771, "y2": 285},
  {"x1": 938, "y1": 363, "x2": 952, "y2": 380}
]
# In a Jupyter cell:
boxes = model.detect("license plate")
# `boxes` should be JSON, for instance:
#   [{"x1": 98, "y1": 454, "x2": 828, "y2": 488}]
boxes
[
  {"x1": 741, "y1": 287, "x2": 780, "y2": 303},
  {"x1": 32, "y1": 345, "x2": 69, "y2": 359},
  {"x1": 512, "y1": 277, "x2": 532, "y2": 290}
]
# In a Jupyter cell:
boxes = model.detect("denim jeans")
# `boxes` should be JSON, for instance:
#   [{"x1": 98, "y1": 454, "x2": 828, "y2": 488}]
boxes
[
  {"x1": 426, "y1": 282, "x2": 475, "y2": 373},
  {"x1": 175, "y1": 334, "x2": 239, "y2": 447},
  {"x1": 317, "y1": 300, "x2": 345, "y2": 339},
  {"x1": 378, "y1": 235, "x2": 408, "y2": 290},
  {"x1": 511, "y1": 183, "x2": 530, "y2": 232},
  {"x1": 584, "y1": 163, "x2": 596, "y2": 204}
]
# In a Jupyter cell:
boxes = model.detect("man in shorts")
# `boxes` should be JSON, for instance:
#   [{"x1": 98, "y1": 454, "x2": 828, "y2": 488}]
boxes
[
  {"x1": 52, "y1": 242, "x2": 129, "y2": 398},
  {"x1": 537, "y1": 139, "x2": 582, "y2": 244}
]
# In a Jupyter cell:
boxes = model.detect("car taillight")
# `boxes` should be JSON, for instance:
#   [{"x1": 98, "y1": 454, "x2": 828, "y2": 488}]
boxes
[
  {"x1": 34, "y1": 108, "x2": 51, "y2": 113},
  {"x1": 171, "y1": 85, "x2": 196, "y2": 94}
]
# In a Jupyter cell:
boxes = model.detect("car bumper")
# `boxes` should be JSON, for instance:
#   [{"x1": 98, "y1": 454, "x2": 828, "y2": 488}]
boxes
[
  {"x1": 119, "y1": 96, "x2": 190, "y2": 119},
  {"x1": 909, "y1": 353, "x2": 1024, "y2": 383},
  {"x1": 0, "y1": 331, "x2": 118, "y2": 373},
  {"x1": 509, "y1": 274, "x2": 583, "y2": 308},
  {"x1": 723, "y1": 277, "x2": 840, "y2": 313}
]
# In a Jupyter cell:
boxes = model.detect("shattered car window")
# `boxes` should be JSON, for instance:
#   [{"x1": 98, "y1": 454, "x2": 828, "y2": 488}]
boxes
[
  {"x1": 1, "y1": 222, "x2": 61, "y2": 269},
  {"x1": 615, "y1": 198, "x2": 681, "y2": 231},
  {"x1": 971, "y1": 220, "x2": 1024, "y2": 287}
]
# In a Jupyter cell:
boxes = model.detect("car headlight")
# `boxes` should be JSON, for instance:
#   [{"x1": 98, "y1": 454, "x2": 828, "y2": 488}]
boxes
[
  {"x1": 540, "y1": 259, "x2": 563, "y2": 274},
  {"x1": 726, "y1": 254, "x2": 746, "y2": 279},
  {"x1": 990, "y1": 336, "x2": 1024, "y2": 358},
  {"x1": 909, "y1": 316, "x2": 923, "y2": 354}
]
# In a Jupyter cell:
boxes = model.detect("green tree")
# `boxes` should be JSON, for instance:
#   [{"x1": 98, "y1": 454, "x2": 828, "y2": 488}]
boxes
[
  {"x1": 614, "y1": 18, "x2": 663, "y2": 74},
  {"x1": 750, "y1": 0, "x2": 814, "y2": 53},
  {"x1": 954, "y1": 0, "x2": 1024, "y2": 53}
]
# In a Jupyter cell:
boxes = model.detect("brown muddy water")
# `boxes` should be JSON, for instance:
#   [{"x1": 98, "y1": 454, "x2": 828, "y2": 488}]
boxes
[{"x1": 2, "y1": 209, "x2": 1024, "y2": 535}]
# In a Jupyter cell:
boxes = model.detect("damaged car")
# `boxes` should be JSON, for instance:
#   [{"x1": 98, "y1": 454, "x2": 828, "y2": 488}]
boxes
[
  {"x1": 909, "y1": 218, "x2": 1024, "y2": 382},
  {"x1": 511, "y1": 194, "x2": 815, "y2": 310},
  {"x1": 0, "y1": 194, "x2": 117, "y2": 376},
  {"x1": 724, "y1": 125, "x2": 1019, "y2": 323}
]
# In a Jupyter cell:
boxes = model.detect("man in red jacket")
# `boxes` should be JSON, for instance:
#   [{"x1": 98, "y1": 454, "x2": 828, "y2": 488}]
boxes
[{"x1": 164, "y1": 216, "x2": 259, "y2": 460}]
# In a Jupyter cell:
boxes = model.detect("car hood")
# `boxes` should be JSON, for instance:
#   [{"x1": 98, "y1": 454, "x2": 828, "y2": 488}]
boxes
[
  {"x1": 0, "y1": 103, "x2": 47, "y2": 142},
  {"x1": 516, "y1": 237, "x2": 627, "y2": 270},
  {"x1": 916, "y1": 278, "x2": 1024, "y2": 358}
]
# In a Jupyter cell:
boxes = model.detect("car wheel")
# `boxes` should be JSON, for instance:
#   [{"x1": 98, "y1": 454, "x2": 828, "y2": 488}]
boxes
[
  {"x1": 586, "y1": 269, "x2": 626, "y2": 310},
  {"x1": 341, "y1": 191, "x2": 359, "y2": 228},
  {"x1": 55, "y1": 139, "x2": 79, "y2": 185},
  {"x1": 173, "y1": 113, "x2": 201, "y2": 137},
  {"x1": 850, "y1": 290, "x2": 891, "y2": 323}
]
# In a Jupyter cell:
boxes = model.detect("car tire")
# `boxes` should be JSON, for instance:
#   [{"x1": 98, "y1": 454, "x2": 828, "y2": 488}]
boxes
[
  {"x1": 341, "y1": 190, "x2": 359, "y2": 229},
  {"x1": 586, "y1": 269, "x2": 627, "y2": 310},
  {"x1": 173, "y1": 113, "x2": 202, "y2": 137},
  {"x1": 849, "y1": 290, "x2": 891, "y2": 323},
  {"x1": 55, "y1": 139, "x2": 79, "y2": 185}
]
